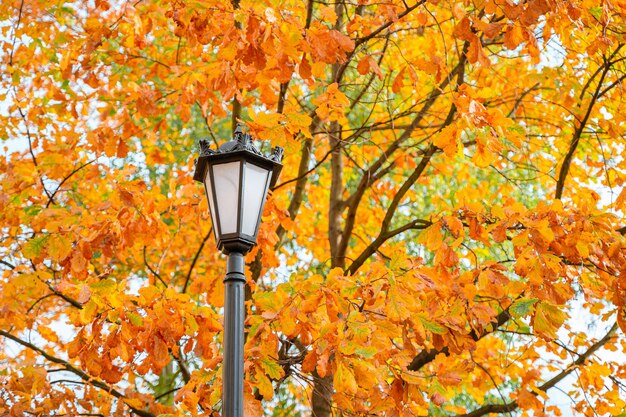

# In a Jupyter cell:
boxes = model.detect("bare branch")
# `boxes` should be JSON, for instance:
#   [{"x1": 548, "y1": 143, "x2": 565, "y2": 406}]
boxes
[{"x1": 0, "y1": 259, "x2": 16, "y2": 269}]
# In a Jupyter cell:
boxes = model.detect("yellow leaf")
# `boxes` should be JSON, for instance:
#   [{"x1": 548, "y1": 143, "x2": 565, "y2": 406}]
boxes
[
  {"x1": 418, "y1": 223, "x2": 444, "y2": 251},
  {"x1": 124, "y1": 398, "x2": 144, "y2": 409},
  {"x1": 472, "y1": 136, "x2": 495, "y2": 168},
  {"x1": 387, "y1": 286, "x2": 412, "y2": 321},
  {"x1": 79, "y1": 300, "x2": 98, "y2": 325},
  {"x1": 334, "y1": 363, "x2": 358, "y2": 395},
  {"x1": 353, "y1": 360, "x2": 378, "y2": 389},
  {"x1": 286, "y1": 112, "x2": 312, "y2": 138},
  {"x1": 47, "y1": 234, "x2": 72, "y2": 262},
  {"x1": 533, "y1": 302, "x2": 567, "y2": 340},
  {"x1": 534, "y1": 219, "x2": 555, "y2": 243},
  {"x1": 38, "y1": 326, "x2": 59, "y2": 343},
  {"x1": 254, "y1": 370, "x2": 274, "y2": 401}
]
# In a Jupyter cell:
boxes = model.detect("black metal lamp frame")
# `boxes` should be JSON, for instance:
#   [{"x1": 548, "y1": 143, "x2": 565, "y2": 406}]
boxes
[
  {"x1": 193, "y1": 126, "x2": 283, "y2": 417},
  {"x1": 193, "y1": 126, "x2": 283, "y2": 254}
]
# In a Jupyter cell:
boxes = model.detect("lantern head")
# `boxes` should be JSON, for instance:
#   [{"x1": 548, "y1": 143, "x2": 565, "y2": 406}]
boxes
[{"x1": 193, "y1": 126, "x2": 283, "y2": 254}]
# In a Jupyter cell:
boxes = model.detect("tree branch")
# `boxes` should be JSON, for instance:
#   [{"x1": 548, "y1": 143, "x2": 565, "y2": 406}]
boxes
[
  {"x1": 555, "y1": 48, "x2": 621, "y2": 199},
  {"x1": 46, "y1": 160, "x2": 96, "y2": 208},
  {"x1": 8, "y1": 0, "x2": 25, "y2": 66},
  {"x1": 17, "y1": 105, "x2": 53, "y2": 201},
  {"x1": 407, "y1": 308, "x2": 512, "y2": 371},
  {"x1": 338, "y1": 47, "x2": 468, "y2": 264},
  {"x1": 182, "y1": 228, "x2": 212, "y2": 293},
  {"x1": 332, "y1": 0, "x2": 425, "y2": 86},
  {"x1": 143, "y1": 246, "x2": 168, "y2": 287},
  {"x1": 0, "y1": 259, "x2": 16, "y2": 269},
  {"x1": 38, "y1": 276, "x2": 84, "y2": 310},
  {"x1": 453, "y1": 322, "x2": 618, "y2": 417},
  {"x1": 250, "y1": 119, "x2": 319, "y2": 282},
  {"x1": 0, "y1": 330, "x2": 157, "y2": 417}
]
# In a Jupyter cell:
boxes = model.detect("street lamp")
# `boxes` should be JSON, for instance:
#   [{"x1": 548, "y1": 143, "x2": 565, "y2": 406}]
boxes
[{"x1": 193, "y1": 126, "x2": 283, "y2": 417}]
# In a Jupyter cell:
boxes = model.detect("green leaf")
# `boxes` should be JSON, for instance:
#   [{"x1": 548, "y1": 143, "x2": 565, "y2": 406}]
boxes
[
  {"x1": 23, "y1": 236, "x2": 49, "y2": 259},
  {"x1": 23, "y1": 205, "x2": 43, "y2": 217},
  {"x1": 128, "y1": 312, "x2": 144, "y2": 327},
  {"x1": 260, "y1": 357, "x2": 284, "y2": 380},
  {"x1": 510, "y1": 298, "x2": 538, "y2": 318},
  {"x1": 419, "y1": 316, "x2": 447, "y2": 334},
  {"x1": 90, "y1": 278, "x2": 116, "y2": 292},
  {"x1": 588, "y1": 6, "x2": 602, "y2": 19},
  {"x1": 354, "y1": 346, "x2": 377, "y2": 359}
]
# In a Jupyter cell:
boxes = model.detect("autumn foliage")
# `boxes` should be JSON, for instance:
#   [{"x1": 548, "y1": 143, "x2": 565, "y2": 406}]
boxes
[{"x1": 2, "y1": 0, "x2": 626, "y2": 416}]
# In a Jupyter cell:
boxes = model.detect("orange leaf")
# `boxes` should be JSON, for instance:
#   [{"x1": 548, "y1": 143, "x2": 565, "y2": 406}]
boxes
[
  {"x1": 299, "y1": 54, "x2": 312, "y2": 79},
  {"x1": 467, "y1": 36, "x2": 491, "y2": 67},
  {"x1": 430, "y1": 392, "x2": 446, "y2": 406},
  {"x1": 504, "y1": 25, "x2": 525, "y2": 50},
  {"x1": 76, "y1": 284, "x2": 92, "y2": 304},
  {"x1": 453, "y1": 17, "x2": 473, "y2": 41},
  {"x1": 618, "y1": 307, "x2": 626, "y2": 334},
  {"x1": 243, "y1": 392, "x2": 263, "y2": 417},
  {"x1": 357, "y1": 55, "x2": 383, "y2": 79},
  {"x1": 392, "y1": 67, "x2": 405, "y2": 93},
  {"x1": 153, "y1": 335, "x2": 170, "y2": 368},
  {"x1": 432, "y1": 124, "x2": 459, "y2": 157}
]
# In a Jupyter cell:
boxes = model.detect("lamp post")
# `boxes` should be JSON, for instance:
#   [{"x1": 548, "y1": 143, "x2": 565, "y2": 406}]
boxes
[{"x1": 193, "y1": 126, "x2": 283, "y2": 417}]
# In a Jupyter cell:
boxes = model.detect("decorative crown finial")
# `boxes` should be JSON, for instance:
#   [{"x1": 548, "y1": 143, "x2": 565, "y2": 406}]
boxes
[
  {"x1": 270, "y1": 146, "x2": 284, "y2": 163},
  {"x1": 198, "y1": 139, "x2": 214, "y2": 157}
]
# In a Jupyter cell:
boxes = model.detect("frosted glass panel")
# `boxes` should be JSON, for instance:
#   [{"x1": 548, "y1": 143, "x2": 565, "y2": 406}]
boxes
[
  {"x1": 204, "y1": 169, "x2": 219, "y2": 239},
  {"x1": 212, "y1": 161, "x2": 241, "y2": 234},
  {"x1": 242, "y1": 163, "x2": 270, "y2": 236}
]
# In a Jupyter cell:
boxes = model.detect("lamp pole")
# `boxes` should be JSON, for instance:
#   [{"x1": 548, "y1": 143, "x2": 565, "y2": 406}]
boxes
[
  {"x1": 223, "y1": 252, "x2": 245, "y2": 417},
  {"x1": 193, "y1": 126, "x2": 283, "y2": 417}
]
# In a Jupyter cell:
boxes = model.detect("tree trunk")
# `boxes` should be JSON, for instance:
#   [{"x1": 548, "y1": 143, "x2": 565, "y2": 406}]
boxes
[
  {"x1": 311, "y1": 373, "x2": 334, "y2": 417},
  {"x1": 312, "y1": 3, "x2": 345, "y2": 415},
  {"x1": 312, "y1": 125, "x2": 344, "y2": 417}
]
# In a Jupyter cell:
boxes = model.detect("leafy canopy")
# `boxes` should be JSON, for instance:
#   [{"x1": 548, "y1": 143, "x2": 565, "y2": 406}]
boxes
[{"x1": 1, "y1": 0, "x2": 626, "y2": 416}]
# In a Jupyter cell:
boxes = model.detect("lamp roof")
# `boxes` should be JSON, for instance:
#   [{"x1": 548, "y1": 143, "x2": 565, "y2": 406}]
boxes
[{"x1": 193, "y1": 126, "x2": 284, "y2": 185}]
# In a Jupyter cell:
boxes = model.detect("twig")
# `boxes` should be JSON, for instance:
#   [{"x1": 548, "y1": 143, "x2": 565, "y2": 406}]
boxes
[
  {"x1": 182, "y1": 228, "x2": 212, "y2": 293},
  {"x1": 46, "y1": 160, "x2": 96, "y2": 208},
  {"x1": 143, "y1": 246, "x2": 168, "y2": 287}
]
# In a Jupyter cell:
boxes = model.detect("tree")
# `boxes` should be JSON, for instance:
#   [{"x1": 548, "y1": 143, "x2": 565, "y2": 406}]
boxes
[{"x1": 1, "y1": 0, "x2": 626, "y2": 416}]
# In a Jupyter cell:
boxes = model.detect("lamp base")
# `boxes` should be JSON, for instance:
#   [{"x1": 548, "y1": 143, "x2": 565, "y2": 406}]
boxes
[{"x1": 218, "y1": 237, "x2": 255, "y2": 255}]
